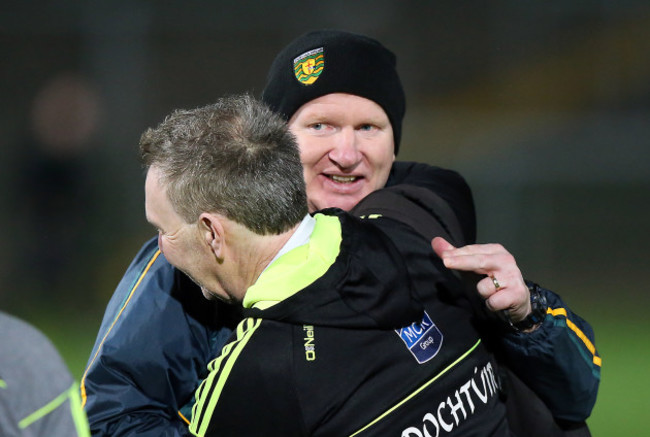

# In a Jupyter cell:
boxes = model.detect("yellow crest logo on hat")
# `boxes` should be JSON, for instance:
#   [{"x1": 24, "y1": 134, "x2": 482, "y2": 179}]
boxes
[{"x1": 293, "y1": 47, "x2": 324, "y2": 85}]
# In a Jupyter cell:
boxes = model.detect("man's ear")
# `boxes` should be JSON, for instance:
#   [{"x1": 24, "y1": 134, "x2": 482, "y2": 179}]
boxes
[{"x1": 198, "y1": 212, "x2": 225, "y2": 259}]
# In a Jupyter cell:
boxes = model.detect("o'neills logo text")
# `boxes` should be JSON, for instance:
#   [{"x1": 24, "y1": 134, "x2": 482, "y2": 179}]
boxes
[
  {"x1": 303, "y1": 325, "x2": 316, "y2": 361},
  {"x1": 401, "y1": 362, "x2": 501, "y2": 437},
  {"x1": 293, "y1": 47, "x2": 324, "y2": 85},
  {"x1": 396, "y1": 311, "x2": 443, "y2": 364}
]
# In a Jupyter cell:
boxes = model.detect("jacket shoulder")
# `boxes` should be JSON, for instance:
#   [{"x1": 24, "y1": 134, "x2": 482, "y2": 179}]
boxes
[{"x1": 386, "y1": 161, "x2": 476, "y2": 243}]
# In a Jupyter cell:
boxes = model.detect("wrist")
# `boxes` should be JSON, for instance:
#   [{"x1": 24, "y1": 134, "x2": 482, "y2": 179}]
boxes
[{"x1": 506, "y1": 280, "x2": 548, "y2": 333}]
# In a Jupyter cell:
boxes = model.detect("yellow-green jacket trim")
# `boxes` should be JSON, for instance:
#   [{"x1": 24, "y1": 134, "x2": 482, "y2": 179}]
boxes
[{"x1": 243, "y1": 213, "x2": 342, "y2": 310}]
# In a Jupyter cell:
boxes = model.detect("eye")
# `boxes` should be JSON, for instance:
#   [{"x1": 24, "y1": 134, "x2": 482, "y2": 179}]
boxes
[
  {"x1": 310, "y1": 122, "x2": 324, "y2": 130},
  {"x1": 359, "y1": 124, "x2": 374, "y2": 131}
]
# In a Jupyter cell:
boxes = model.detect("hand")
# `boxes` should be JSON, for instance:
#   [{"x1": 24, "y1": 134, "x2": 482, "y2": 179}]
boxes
[{"x1": 431, "y1": 237, "x2": 531, "y2": 322}]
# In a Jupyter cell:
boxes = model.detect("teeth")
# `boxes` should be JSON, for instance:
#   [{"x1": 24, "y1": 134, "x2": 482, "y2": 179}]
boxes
[{"x1": 330, "y1": 175, "x2": 357, "y2": 183}]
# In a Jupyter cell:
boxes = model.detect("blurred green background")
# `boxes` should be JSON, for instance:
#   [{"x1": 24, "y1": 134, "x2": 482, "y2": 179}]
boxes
[{"x1": 2, "y1": 2, "x2": 649, "y2": 435}]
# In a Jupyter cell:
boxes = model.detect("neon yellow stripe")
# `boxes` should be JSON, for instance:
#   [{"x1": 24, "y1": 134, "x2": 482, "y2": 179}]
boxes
[
  {"x1": 191, "y1": 318, "x2": 262, "y2": 436},
  {"x1": 19, "y1": 383, "x2": 71, "y2": 429},
  {"x1": 192, "y1": 319, "x2": 261, "y2": 435},
  {"x1": 547, "y1": 307, "x2": 601, "y2": 367},
  {"x1": 349, "y1": 339, "x2": 482, "y2": 437},
  {"x1": 68, "y1": 383, "x2": 91, "y2": 437},
  {"x1": 80, "y1": 250, "x2": 162, "y2": 407},
  {"x1": 0, "y1": 379, "x2": 7, "y2": 389}
]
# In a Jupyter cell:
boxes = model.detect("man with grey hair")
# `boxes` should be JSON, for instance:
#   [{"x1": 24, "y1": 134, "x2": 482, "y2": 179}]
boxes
[
  {"x1": 142, "y1": 94, "x2": 513, "y2": 436},
  {"x1": 141, "y1": 94, "x2": 309, "y2": 305}
]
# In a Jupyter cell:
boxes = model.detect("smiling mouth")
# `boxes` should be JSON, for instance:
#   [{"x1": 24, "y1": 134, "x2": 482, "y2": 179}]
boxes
[{"x1": 328, "y1": 175, "x2": 360, "y2": 183}]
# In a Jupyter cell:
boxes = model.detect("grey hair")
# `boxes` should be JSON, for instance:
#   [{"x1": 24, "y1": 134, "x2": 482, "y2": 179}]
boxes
[{"x1": 140, "y1": 93, "x2": 308, "y2": 235}]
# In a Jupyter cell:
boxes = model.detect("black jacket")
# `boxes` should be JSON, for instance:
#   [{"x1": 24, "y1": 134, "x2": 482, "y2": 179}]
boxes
[
  {"x1": 190, "y1": 211, "x2": 512, "y2": 436},
  {"x1": 82, "y1": 162, "x2": 599, "y2": 436}
]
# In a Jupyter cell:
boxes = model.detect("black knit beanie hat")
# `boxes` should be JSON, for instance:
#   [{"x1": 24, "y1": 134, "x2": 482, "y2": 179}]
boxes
[{"x1": 261, "y1": 29, "x2": 406, "y2": 154}]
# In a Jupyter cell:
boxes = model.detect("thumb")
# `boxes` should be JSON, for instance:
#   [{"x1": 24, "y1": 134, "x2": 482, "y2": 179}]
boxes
[{"x1": 431, "y1": 236, "x2": 455, "y2": 258}]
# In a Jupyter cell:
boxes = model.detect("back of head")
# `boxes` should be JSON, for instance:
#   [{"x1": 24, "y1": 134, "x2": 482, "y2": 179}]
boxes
[
  {"x1": 140, "y1": 94, "x2": 308, "y2": 235},
  {"x1": 261, "y1": 29, "x2": 406, "y2": 153}
]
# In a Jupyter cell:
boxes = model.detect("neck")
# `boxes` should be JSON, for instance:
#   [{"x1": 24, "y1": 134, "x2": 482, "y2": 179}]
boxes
[
  {"x1": 225, "y1": 221, "x2": 301, "y2": 301},
  {"x1": 248, "y1": 227, "x2": 299, "y2": 285}
]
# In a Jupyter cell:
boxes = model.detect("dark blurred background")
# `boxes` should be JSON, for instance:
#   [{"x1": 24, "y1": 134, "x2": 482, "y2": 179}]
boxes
[{"x1": 1, "y1": 1, "x2": 649, "y2": 434}]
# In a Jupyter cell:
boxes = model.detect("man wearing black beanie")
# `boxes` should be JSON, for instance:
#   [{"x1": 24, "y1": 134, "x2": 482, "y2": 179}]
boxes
[
  {"x1": 260, "y1": 30, "x2": 598, "y2": 436},
  {"x1": 259, "y1": 31, "x2": 598, "y2": 435},
  {"x1": 262, "y1": 30, "x2": 406, "y2": 152},
  {"x1": 82, "y1": 29, "x2": 599, "y2": 437}
]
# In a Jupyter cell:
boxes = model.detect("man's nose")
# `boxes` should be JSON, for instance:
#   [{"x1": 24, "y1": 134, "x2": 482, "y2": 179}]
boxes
[{"x1": 328, "y1": 127, "x2": 361, "y2": 169}]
